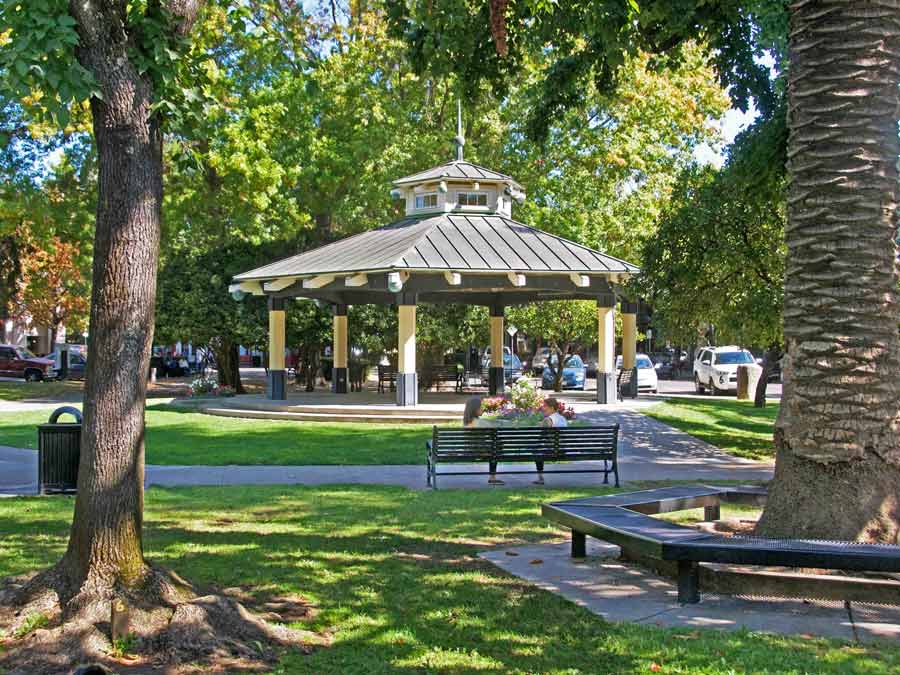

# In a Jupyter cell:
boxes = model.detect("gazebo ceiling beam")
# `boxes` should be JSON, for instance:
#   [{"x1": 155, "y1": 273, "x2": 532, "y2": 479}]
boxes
[
  {"x1": 267, "y1": 271, "x2": 616, "y2": 298},
  {"x1": 280, "y1": 288, "x2": 615, "y2": 307}
]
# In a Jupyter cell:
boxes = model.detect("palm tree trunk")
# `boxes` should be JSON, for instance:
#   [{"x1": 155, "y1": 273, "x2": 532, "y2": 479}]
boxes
[{"x1": 757, "y1": 0, "x2": 900, "y2": 542}]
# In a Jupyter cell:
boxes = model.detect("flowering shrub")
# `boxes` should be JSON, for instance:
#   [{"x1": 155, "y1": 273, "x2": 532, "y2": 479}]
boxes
[
  {"x1": 508, "y1": 377, "x2": 542, "y2": 411},
  {"x1": 479, "y1": 378, "x2": 577, "y2": 426},
  {"x1": 188, "y1": 376, "x2": 234, "y2": 398},
  {"x1": 481, "y1": 396, "x2": 509, "y2": 414},
  {"x1": 555, "y1": 399, "x2": 577, "y2": 421}
]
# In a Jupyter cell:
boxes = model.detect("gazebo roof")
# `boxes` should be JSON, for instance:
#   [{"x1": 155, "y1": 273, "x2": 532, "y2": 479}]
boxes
[
  {"x1": 232, "y1": 213, "x2": 637, "y2": 307},
  {"x1": 235, "y1": 213, "x2": 638, "y2": 282}
]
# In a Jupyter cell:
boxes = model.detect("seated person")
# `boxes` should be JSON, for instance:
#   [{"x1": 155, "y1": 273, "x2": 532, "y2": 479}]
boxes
[
  {"x1": 535, "y1": 397, "x2": 568, "y2": 485},
  {"x1": 462, "y1": 396, "x2": 503, "y2": 485}
]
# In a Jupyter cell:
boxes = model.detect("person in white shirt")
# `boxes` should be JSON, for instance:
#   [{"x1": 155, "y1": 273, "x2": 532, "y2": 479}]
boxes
[{"x1": 536, "y1": 398, "x2": 568, "y2": 484}]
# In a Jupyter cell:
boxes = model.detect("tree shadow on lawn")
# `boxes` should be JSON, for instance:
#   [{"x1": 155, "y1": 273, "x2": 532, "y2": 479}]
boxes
[{"x1": 2, "y1": 486, "x2": 896, "y2": 673}]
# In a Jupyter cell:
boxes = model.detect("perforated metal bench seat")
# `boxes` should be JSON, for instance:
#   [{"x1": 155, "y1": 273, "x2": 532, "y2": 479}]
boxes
[{"x1": 542, "y1": 485, "x2": 900, "y2": 603}]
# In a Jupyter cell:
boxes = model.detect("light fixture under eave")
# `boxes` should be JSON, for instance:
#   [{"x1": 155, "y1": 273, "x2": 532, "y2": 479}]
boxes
[
  {"x1": 507, "y1": 272, "x2": 526, "y2": 287},
  {"x1": 228, "y1": 283, "x2": 247, "y2": 301},
  {"x1": 387, "y1": 271, "x2": 404, "y2": 293}
]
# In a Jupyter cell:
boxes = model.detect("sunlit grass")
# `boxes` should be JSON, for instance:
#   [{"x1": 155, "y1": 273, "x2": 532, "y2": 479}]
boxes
[
  {"x1": 0, "y1": 404, "x2": 431, "y2": 465},
  {"x1": 645, "y1": 398, "x2": 778, "y2": 460},
  {"x1": 1, "y1": 484, "x2": 897, "y2": 673}
]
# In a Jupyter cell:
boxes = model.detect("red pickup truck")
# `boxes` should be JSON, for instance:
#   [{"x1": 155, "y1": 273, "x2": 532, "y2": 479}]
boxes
[{"x1": 0, "y1": 344, "x2": 58, "y2": 381}]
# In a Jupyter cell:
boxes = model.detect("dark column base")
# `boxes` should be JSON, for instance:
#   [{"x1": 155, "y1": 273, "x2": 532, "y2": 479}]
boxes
[
  {"x1": 488, "y1": 366, "x2": 505, "y2": 395},
  {"x1": 332, "y1": 366, "x2": 348, "y2": 394},
  {"x1": 571, "y1": 530, "x2": 586, "y2": 558},
  {"x1": 620, "y1": 367, "x2": 639, "y2": 398},
  {"x1": 396, "y1": 372, "x2": 418, "y2": 406},
  {"x1": 267, "y1": 369, "x2": 286, "y2": 400},
  {"x1": 596, "y1": 371, "x2": 617, "y2": 404}
]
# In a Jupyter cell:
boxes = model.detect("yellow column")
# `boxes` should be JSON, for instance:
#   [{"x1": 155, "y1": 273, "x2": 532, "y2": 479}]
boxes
[
  {"x1": 269, "y1": 308, "x2": 286, "y2": 370},
  {"x1": 598, "y1": 305, "x2": 615, "y2": 374},
  {"x1": 267, "y1": 297, "x2": 287, "y2": 400},
  {"x1": 398, "y1": 305, "x2": 416, "y2": 373},
  {"x1": 621, "y1": 307, "x2": 637, "y2": 371},
  {"x1": 333, "y1": 315, "x2": 348, "y2": 369},
  {"x1": 490, "y1": 315, "x2": 504, "y2": 368}
]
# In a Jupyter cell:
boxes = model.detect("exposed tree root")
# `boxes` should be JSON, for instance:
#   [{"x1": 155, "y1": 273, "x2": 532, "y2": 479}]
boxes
[{"x1": 0, "y1": 565, "x2": 328, "y2": 674}]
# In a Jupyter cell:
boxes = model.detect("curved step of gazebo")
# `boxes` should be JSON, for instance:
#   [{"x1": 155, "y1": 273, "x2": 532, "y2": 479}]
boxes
[{"x1": 199, "y1": 405, "x2": 460, "y2": 425}]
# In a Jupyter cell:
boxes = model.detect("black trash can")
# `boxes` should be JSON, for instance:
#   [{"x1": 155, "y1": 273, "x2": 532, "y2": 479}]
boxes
[
  {"x1": 37, "y1": 406, "x2": 82, "y2": 494},
  {"x1": 252, "y1": 355, "x2": 262, "y2": 368}
]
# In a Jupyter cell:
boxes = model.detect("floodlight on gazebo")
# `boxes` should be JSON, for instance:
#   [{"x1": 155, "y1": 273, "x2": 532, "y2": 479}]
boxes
[{"x1": 387, "y1": 272, "x2": 404, "y2": 293}]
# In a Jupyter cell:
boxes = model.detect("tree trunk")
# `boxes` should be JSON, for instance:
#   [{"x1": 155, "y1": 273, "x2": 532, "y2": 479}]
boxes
[
  {"x1": 753, "y1": 346, "x2": 780, "y2": 408},
  {"x1": 757, "y1": 0, "x2": 900, "y2": 542},
  {"x1": 58, "y1": 0, "x2": 205, "y2": 606},
  {"x1": 62, "y1": 48, "x2": 162, "y2": 596},
  {"x1": 213, "y1": 340, "x2": 245, "y2": 394}
]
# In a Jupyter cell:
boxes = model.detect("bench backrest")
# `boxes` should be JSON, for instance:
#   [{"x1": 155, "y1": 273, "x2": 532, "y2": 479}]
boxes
[
  {"x1": 432, "y1": 425, "x2": 618, "y2": 462},
  {"x1": 429, "y1": 365, "x2": 462, "y2": 378},
  {"x1": 377, "y1": 365, "x2": 397, "y2": 380}
]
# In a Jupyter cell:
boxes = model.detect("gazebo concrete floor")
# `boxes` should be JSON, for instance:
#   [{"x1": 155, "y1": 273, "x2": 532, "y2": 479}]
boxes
[{"x1": 481, "y1": 540, "x2": 900, "y2": 643}]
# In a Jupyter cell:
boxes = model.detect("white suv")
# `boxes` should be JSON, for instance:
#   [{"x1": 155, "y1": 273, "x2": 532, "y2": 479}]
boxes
[{"x1": 694, "y1": 346, "x2": 760, "y2": 395}]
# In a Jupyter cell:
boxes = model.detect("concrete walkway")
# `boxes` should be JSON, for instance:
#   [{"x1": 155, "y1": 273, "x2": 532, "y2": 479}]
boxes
[
  {"x1": 0, "y1": 408, "x2": 772, "y2": 494},
  {"x1": 481, "y1": 540, "x2": 900, "y2": 642}
]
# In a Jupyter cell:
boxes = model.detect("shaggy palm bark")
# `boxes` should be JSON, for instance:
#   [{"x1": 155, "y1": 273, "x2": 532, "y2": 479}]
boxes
[
  {"x1": 757, "y1": 0, "x2": 900, "y2": 542},
  {"x1": 58, "y1": 0, "x2": 204, "y2": 606}
]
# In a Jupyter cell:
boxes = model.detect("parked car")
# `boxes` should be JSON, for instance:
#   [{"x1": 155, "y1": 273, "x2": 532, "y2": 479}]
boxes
[
  {"x1": 0, "y1": 344, "x2": 57, "y2": 381},
  {"x1": 48, "y1": 345, "x2": 87, "y2": 380},
  {"x1": 481, "y1": 352, "x2": 524, "y2": 384},
  {"x1": 693, "y1": 346, "x2": 761, "y2": 395},
  {"x1": 542, "y1": 354, "x2": 587, "y2": 390},
  {"x1": 615, "y1": 353, "x2": 659, "y2": 394}
]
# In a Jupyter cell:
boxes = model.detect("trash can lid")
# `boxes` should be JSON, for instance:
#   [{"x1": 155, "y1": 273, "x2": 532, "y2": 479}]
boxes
[{"x1": 48, "y1": 406, "x2": 83, "y2": 424}]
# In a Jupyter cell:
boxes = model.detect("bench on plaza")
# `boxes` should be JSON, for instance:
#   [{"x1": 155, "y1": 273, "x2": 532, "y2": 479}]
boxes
[
  {"x1": 426, "y1": 365, "x2": 464, "y2": 392},
  {"x1": 426, "y1": 425, "x2": 619, "y2": 489},
  {"x1": 377, "y1": 365, "x2": 397, "y2": 393},
  {"x1": 542, "y1": 485, "x2": 900, "y2": 604}
]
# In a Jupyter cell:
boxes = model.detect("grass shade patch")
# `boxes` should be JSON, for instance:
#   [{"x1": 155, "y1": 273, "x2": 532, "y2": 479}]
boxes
[
  {"x1": 0, "y1": 404, "x2": 431, "y2": 465},
  {"x1": 644, "y1": 398, "x2": 778, "y2": 460},
  {"x1": 1, "y1": 484, "x2": 897, "y2": 674},
  {"x1": 0, "y1": 380, "x2": 83, "y2": 402}
]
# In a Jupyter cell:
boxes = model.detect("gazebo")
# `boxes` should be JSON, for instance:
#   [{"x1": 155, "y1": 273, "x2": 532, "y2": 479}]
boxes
[{"x1": 231, "y1": 117, "x2": 640, "y2": 406}]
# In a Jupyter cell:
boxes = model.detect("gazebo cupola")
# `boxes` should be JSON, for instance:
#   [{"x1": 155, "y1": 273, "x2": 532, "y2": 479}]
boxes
[
  {"x1": 390, "y1": 104, "x2": 526, "y2": 219},
  {"x1": 231, "y1": 105, "x2": 641, "y2": 406}
]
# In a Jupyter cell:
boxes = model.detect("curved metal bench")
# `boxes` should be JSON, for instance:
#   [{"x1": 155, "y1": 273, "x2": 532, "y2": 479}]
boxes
[{"x1": 542, "y1": 485, "x2": 900, "y2": 603}]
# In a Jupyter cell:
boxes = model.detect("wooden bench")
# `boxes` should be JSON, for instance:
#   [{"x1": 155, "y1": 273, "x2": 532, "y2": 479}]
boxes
[
  {"x1": 426, "y1": 425, "x2": 619, "y2": 489},
  {"x1": 542, "y1": 485, "x2": 900, "y2": 603},
  {"x1": 377, "y1": 365, "x2": 397, "y2": 393},
  {"x1": 426, "y1": 365, "x2": 463, "y2": 392}
]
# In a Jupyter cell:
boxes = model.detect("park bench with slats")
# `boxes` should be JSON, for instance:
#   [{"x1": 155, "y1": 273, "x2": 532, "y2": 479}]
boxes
[
  {"x1": 426, "y1": 425, "x2": 619, "y2": 488},
  {"x1": 426, "y1": 365, "x2": 464, "y2": 392},
  {"x1": 542, "y1": 484, "x2": 900, "y2": 603},
  {"x1": 377, "y1": 364, "x2": 397, "y2": 393}
]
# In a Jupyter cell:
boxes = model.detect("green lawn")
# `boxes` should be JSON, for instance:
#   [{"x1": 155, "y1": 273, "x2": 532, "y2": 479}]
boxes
[
  {"x1": 645, "y1": 398, "x2": 779, "y2": 460},
  {"x1": 0, "y1": 404, "x2": 431, "y2": 465},
  {"x1": 1, "y1": 485, "x2": 896, "y2": 674},
  {"x1": 0, "y1": 380, "x2": 84, "y2": 402}
]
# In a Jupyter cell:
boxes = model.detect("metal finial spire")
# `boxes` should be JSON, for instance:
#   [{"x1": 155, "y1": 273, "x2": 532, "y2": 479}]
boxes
[{"x1": 454, "y1": 99, "x2": 465, "y2": 162}]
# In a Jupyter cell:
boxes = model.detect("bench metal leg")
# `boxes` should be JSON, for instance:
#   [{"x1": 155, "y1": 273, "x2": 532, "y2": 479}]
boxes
[
  {"x1": 677, "y1": 561, "x2": 700, "y2": 604},
  {"x1": 571, "y1": 530, "x2": 586, "y2": 558},
  {"x1": 704, "y1": 504, "x2": 720, "y2": 521}
]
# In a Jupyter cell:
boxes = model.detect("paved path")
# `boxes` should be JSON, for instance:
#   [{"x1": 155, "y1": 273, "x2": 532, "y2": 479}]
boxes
[
  {"x1": 481, "y1": 540, "x2": 900, "y2": 642},
  {"x1": 0, "y1": 409, "x2": 772, "y2": 495}
]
